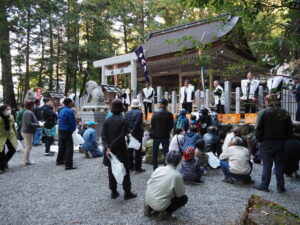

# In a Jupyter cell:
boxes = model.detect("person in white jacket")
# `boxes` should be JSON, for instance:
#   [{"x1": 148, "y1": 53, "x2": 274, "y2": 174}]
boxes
[
  {"x1": 180, "y1": 79, "x2": 194, "y2": 114},
  {"x1": 143, "y1": 83, "x2": 155, "y2": 120},
  {"x1": 219, "y1": 136, "x2": 253, "y2": 184},
  {"x1": 213, "y1": 80, "x2": 225, "y2": 114},
  {"x1": 241, "y1": 72, "x2": 260, "y2": 113}
]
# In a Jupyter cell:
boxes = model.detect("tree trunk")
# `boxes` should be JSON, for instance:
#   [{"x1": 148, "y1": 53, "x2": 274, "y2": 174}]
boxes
[
  {"x1": 123, "y1": 24, "x2": 128, "y2": 54},
  {"x1": 139, "y1": 0, "x2": 145, "y2": 44},
  {"x1": 56, "y1": 25, "x2": 61, "y2": 92},
  {"x1": 49, "y1": 15, "x2": 54, "y2": 91},
  {"x1": 0, "y1": 6, "x2": 17, "y2": 108},
  {"x1": 25, "y1": 8, "x2": 31, "y2": 92},
  {"x1": 38, "y1": 20, "x2": 45, "y2": 87}
]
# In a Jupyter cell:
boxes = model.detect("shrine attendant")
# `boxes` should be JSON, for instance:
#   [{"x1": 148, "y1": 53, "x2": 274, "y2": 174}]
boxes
[
  {"x1": 143, "y1": 82, "x2": 155, "y2": 120},
  {"x1": 241, "y1": 72, "x2": 260, "y2": 113},
  {"x1": 213, "y1": 80, "x2": 225, "y2": 114},
  {"x1": 180, "y1": 79, "x2": 194, "y2": 114}
]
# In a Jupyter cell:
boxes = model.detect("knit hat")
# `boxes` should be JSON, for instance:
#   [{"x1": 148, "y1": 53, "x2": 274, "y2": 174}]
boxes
[
  {"x1": 111, "y1": 99, "x2": 124, "y2": 113},
  {"x1": 183, "y1": 147, "x2": 195, "y2": 161}
]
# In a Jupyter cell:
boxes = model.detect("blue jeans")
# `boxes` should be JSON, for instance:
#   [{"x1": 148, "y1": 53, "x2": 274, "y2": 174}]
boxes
[
  {"x1": 152, "y1": 139, "x2": 169, "y2": 170},
  {"x1": 220, "y1": 160, "x2": 252, "y2": 180},
  {"x1": 181, "y1": 166, "x2": 205, "y2": 182},
  {"x1": 259, "y1": 140, "x2": 285, "y2": 189},
  {"x1": 83, "y1": 147, "x2": 103, "y2": 158},
  {"x1": 33, "y1": 128, "x2": 42, "y2": 145}
]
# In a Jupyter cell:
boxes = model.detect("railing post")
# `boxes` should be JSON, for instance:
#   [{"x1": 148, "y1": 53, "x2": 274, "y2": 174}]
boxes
[
  {"x1": 172, "y1": 91, "x2": 177, "y2": 114},
  {"x1": 235, "y1": 87, "x2": 240, "y2": 114},
  {"x1": 204, "y1": 89, "x2": 210, "y2": 108},
  {"x1": 157, "y1": 86, "x2": 162, "y2": 103},
  {"x1": 258, "y1": 85, "x2": 264, "y2": 111},
  {"x1": 196, "y1": 89, "x2": 201, "y2": 112},
  {"x1": 224, "y1": 81, "x2": 231, "y2": 113}
]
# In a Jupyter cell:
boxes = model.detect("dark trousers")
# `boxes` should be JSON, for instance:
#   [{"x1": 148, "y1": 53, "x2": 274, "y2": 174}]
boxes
[
  {"x1": 220, "y1": 160, "x2": 253, "y2": 180},
  {"x1": 57, "y1": 130, "x2": 74, "y2": 168},
  {"x1": 108, "y1": 164, "x2": 131, "y2": 193},
  {"x1": 129, "y1": 147, "x2": 143, "y2": 171},
  {"x1": 244, "y1": 100, "x2": 257, "y2": 113},
  {"x1": 182, "y1": 102, "x2": 192, "y2": 114},
  {"x1": 144, "y1": 102, "x2": 152, "y2": 119},
  {"x1": 296, "y1": 103, "x2": 300, "y2": 121},
  {"x1": 0, "y1": 140, "x2": 16, "y2": 170},
  {"x1": 153, "y1": 139, "x2": 169, "y2": 170},
  {"x1": 165, "y1": 195, "x2": 188, "y2": 214},
  {"x1": 259, "y1": 140, "x2": 285, "y2": 189},
  {"x1": 215, "y1": 104, "x2": 225, "y2": 114},
  {"x1": 45, "y1": 136, "x2": 54, "y2": 153}
]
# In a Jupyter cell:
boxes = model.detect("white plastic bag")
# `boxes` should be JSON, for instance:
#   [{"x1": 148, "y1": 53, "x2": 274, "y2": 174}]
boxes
[
  {"x1": 108, "y1": 153, "x2": 126, "y2": 184},
  {"x1": 72, "y1": 130, "x2": 84, "y2": 146},
  {"x1": 128, "y1": 135, "x2": 141, "y2": 150},
  {"x1": 207, "y1": 152, "x2": 220, "y2": 169}
]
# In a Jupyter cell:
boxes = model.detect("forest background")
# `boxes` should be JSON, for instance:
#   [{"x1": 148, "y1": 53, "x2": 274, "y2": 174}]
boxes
[{"x1": 0, "y1": 0, "x2": 299, "y2": 108}]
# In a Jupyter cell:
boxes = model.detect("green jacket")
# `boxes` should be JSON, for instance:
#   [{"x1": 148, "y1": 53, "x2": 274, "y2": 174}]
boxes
[
  {"x1": 16, "y1": 108, "x2": 24, "y2": 128},
  {"x1": 0, "y1": 115, "x2": 18, "y2": 152},
  {"x1": 255, "y1": 106, "x2": 293, "y2": 142},
  {"x1": 145, "y1": 139, "x2": 164, "y2": 164}
]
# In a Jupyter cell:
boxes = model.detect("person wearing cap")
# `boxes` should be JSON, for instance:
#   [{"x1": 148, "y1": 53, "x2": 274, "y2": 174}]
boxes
[
  {"x1": 254, "y1": 94, "x2": 293, "y2": 193},
  {"x1": 151, "y1": 98, "x2": 174, "y2": 170},
  {"x1": 102, "y1": 99, "x2": 137, "y2": 200},
  {"x1": 82, "y1": 121, "x2": 103, "y2": 158},
  {"x1": 181, "y1": 146, "x2": 205, "y2": 183},
  {"x1": 57, "y1": 98, "x2": 77, "y2": 170},
  {"x1": 125, "y1": 99, "x2": 145, "y2": 172}
]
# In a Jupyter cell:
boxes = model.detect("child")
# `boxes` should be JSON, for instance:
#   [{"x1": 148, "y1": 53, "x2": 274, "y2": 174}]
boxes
[
  {"x1": 181, "y1": 147, "x2": 205, "y2": 183},
  {"x1": 195, "y1": 139, "x2": 208, "y2": 168}
]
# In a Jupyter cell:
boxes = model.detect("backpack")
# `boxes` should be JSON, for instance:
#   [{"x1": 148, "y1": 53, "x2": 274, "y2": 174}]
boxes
[{"x1": 176, "y1": 117, "x2": 185, "y2": 130}]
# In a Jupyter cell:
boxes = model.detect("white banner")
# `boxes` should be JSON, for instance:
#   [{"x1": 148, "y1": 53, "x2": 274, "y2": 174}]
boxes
[{"x1": 105, "y1": 66, "x2": 131, "y2": 76}]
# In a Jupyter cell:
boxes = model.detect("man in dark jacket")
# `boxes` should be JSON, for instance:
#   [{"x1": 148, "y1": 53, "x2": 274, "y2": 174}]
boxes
[
  {"x1": 151, "y1": 98, "x2": 174, "y2": 170},
  {"x1": 203, "y1": 126, "x2": 221, "y2": 156},
  {"x1": 254, "y1": 94, "x2": 293, "y2": 193},
  {"x1": 56, "y1": 98, "x2": 77, "y2": 170},
  {"x1": 292, "y1": 78, "x2": 300, "y2": 121},
  {"x1": 125, "y1": 99, "x2": 145, "y2": 172},
  {"x1": 41, "y1": 98, "x2": 57, "y2": 156},
  {"x1": 33, "y1": 99, "x2": 43, "y2": 146},
  {"x1": 102, "y1": 99, "x2": 137, "y2": 200}
]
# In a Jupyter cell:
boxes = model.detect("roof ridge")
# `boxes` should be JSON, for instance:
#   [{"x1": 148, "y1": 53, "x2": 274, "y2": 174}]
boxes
[{"x1": 147, "y1": 13, "x2": 232, "y2": 40}]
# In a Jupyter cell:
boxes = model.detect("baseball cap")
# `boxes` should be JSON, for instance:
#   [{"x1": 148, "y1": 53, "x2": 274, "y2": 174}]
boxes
[{"x1": 87, "y1": 121, "x2": 97, "y2": 126}]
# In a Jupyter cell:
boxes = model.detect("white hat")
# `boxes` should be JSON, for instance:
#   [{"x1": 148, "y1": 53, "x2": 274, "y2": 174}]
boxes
[{"x1": 131, "y1": 99, "x2": 141, "y2": 108}]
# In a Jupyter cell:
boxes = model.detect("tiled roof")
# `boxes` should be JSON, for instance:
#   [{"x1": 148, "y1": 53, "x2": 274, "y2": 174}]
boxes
[{"x1": 142, "y1": 14, "x2": 239, "y2": 58}]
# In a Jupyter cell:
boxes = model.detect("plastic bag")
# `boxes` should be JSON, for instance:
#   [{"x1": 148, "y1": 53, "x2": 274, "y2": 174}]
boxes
[
  {"x1": 128, "y1": 135, "x2": 141, "y2": 150},
  {"x1": 207, "y1": 152, "x2": 220, "y2": 169},
  {"x1": 108, "y1": 153, "x2": 126, "y2": 184},
  {"x1": 72, "y1": 130, "x2": 84, "y2": 146}
]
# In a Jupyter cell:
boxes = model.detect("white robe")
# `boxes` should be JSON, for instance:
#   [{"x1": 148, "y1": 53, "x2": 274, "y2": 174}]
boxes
[{"x1": 241, "y1": 79, "x2": 260, "y2": 100}]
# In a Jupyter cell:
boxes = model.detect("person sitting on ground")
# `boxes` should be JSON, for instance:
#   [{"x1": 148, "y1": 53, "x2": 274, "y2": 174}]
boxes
[
  {"x1": 182, "y1": 126, "x2": 200, "y2": 153},
  {"x1": 144, "y1": 130, "x2": 164, "y2": 165},
  {"x1": 169, "y1": 128, "x2": 185, "y2": 152},
  {"x1": 198, "y1": 108, "x2": 212, "y2": 137},
  {"x1": 219, "y1": 136, "x2": 253, "y2": 184},
  {"x1": 283, "y1": 139, "x2": 300, "y2": 180},
  {"x1": 190, "y1": 114, "x2": 199, "y2": 132},
  {"x1": 222, "y1": 126, "x2": 247, "y2": 151},
  {"x1": 248, "y1": 135, "x2": 261, "y2": 164},
  {"x1": 82, "y1": 121, "x2": 103, "y2": 158},
  {"x1": 181, "y1": 147, "x2": 205, "y2": 183},
  {"x1": 195, "y1": 139, "x2": 208, "y2": 168},
  {"x1": 174, "y1": 109, "x2": 189, "y2": 132},
  {"x1": 203, "y1": 126, "x2": 222, "y2": 156},
  {"x1": 144, "y1": 150, "x2": 188, "y2": 220}
]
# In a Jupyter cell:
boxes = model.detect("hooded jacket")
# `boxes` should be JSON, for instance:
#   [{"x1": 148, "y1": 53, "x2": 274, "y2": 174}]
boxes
[{"x1": 182, "y1": 132, "x2": 200, "y2": 150}]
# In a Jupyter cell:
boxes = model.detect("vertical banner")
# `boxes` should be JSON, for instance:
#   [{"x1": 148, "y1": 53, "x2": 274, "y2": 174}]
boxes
[
  {"x1": 36, "y1": 88, "x2": 42, "y2": 99},
  {"x1": 135, "y1": 46, "x2": 151, "y2": 83}
]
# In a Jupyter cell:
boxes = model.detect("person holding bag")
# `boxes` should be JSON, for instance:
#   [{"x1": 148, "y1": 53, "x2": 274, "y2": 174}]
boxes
[
  {"x1": 102, "y1": 99, "x2": 137, "y2": 200},
  {"x1": 125, "y1": 99, "x2": 145, "y2": 172},
  {"x1": 0, "y1": 105, "x2": 18, "y2": 172}
]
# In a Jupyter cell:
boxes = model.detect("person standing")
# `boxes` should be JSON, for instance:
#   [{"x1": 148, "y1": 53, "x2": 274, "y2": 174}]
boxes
[
  {"x1": 0, "y1": 105, "x2": 18, "y2": 172},
  {"x1": 254, "y1": 94, "x2": 293, "y2": 193},
  {"x1": 241, "y1": 72, "x2": 260, "y2": 113},
  {"x1": 119, "y1": 89, "x2": 130, "y2": 112},
  {"x1": 16, "y1": 103, "x2": 25, "y2": 141},
  {"x1": 125, "y1": 99, "x2": 145, "y2": 172},
  {"x1": 151, "y1": 99, "x2": 174, "y2": 170},
  {"x1": 41, "y1": 98, "x2": 57, "y2": 156},
  {"x1": 32, "y1": 99, "x2": 43, "y2": 146},
  {"x1": 21, "y1": 101, "x2": 41, "y2": 165},
  {"x1": 143, "y1": 82, "x2": 155, "y2": 120},
  {"x1": 292, "y1": 77, "x2": 300, "y2": 121},
  {"x1": 213, "y1": 80, "x2": 225, "y2": 114},
  {"x1": 82, "y1": 121, "x2": 103, "y2": 158},
  {"x1": 102, "y1": 99, "x2": 137, "y2": 200},
  {"x1": 56, "y1": 98, "x2": 77, "y2": 170},
  {"x1": 180, "y1": 79, "x2": 194, "y2": 114}
]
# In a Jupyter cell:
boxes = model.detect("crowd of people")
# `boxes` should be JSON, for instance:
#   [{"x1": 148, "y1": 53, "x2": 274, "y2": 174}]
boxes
[{"x1": 0, "y1": 76, "x2": 299, "y2": 220}]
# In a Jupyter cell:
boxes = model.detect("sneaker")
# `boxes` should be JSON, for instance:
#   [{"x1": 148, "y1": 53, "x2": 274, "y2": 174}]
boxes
[
  {"x1": 277, "y1": 187, "x2": 286, "y2": 193},
  {"x1": 44, "y1": 152, "x2": 54, "y2": 156},
  {"x1": 124, "y1": 192, "x2": 137, "y2": 200},
  {"x1": 144, "y1": 204, "x2": 153, "y2": 217},
  {"x1": 25, "y1": 161, "x2": 35, "y2": 166},
  {"x1": 85, "y1": 151, "x2": 93, "y2": 158},
  {"x1": 111, "y1": 191, "x2": 120, "y2": 199},
  {"x1": 65, "y1": 166, "x2": 77, "y2": 170},
  {"x1": 253, "y1": 184, "x2": 269, "y2": 192}
]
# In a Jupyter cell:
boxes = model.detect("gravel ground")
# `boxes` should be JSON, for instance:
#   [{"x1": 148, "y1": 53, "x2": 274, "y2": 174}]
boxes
[{"x1": 0, "y1": 145, "x2": 299, "y2": 225}]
